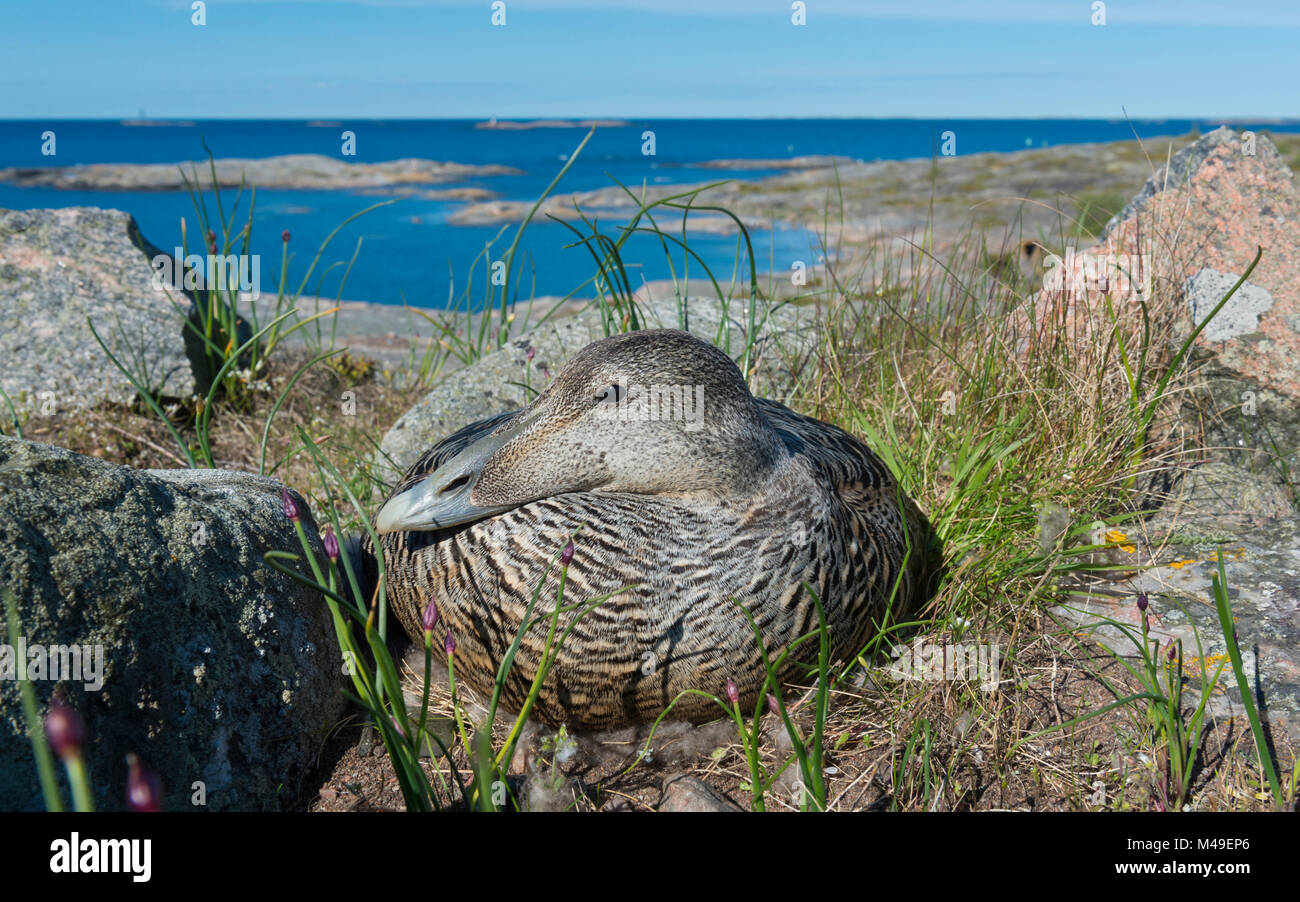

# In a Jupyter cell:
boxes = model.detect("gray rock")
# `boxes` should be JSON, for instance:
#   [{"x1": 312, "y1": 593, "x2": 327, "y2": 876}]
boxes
[
  {"x1": 0, "y1": 207, "x2": 195, "y2": 416},
  {"x1": 378, "y1": 295, "x2": 820, "y2": 482},
  {"x1": 658, "y1": 773, "x2": 743, "y2": 812},
  {"x1": 0, "y1": 437, "x2": 344, "y2": 811},
  {"x1": 1186, "y1": 268, "x2": 1275, "y2": 343},
  {"x1": 1148, "y1": 461, "x2": 1295, "y2": 537},
  {"x1": 1056, "y1": 462, "x2": 1300, "y2": 744}
]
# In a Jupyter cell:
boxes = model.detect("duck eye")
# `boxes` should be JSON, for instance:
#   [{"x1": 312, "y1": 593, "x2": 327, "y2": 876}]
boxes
[{"x1": 595, "y1": 383, "x2": 622, "y2": 404}]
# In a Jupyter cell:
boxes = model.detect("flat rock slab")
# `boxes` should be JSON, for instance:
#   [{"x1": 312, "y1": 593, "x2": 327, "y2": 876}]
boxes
[
  {"x1": 377, "y1": 294, "x2": 820, "y2": 483},
  {"x1": 0, "y1": 207, "x2": 195, "y2": 416},
  {"x1": 1054, "y1": 464, "x2": 1300, "y2": 746},
  {"x1": 0, "y1": 437, "x2": 344, "y2": 811}
]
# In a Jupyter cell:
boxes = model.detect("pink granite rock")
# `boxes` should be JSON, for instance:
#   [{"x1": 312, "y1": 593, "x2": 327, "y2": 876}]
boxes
[{"x1": 1033, "y1": 127, "x2": 1300, "y2": 456}]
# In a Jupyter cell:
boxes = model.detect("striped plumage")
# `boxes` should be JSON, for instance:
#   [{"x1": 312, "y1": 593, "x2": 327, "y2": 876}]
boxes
[{"x1": 363, "y1": 329, "x2": 930, "y2": 730}]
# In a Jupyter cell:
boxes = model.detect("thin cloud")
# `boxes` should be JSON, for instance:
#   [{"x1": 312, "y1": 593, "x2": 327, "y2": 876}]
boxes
[{"x1": 165, "y1": 0, "x2": 1300, "y2": 27}]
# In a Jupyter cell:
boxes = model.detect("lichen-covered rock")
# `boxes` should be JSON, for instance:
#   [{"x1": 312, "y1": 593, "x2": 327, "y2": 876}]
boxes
[
  {"x1": 0, "y1": 207, "x2": 195, "y2": 416},
  {"x1": 0, "y1": 437, "x2": 343, "y2": 811},
  {"x1": 1042, "y1": 128, "x2": 1300, "y2": 467},
  {"x1": 1150, "y1": 461, "x2": 1296, "y2": 538},
  {"x1": 378, "y1": 295, "x2": 819, "y2": 482},
  {"x1": 1055, "y1": 463, "x2": 1300, "y2": 745}
]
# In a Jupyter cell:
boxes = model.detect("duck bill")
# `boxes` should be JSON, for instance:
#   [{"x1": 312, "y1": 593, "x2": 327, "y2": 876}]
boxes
[{"x1": 374, "y1": 417, "x2": 527, "y2": 533}]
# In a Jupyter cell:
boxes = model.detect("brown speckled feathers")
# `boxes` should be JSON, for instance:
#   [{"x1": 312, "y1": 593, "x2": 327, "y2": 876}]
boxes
[{"x1": 362, "y1": 330, "x2": 930, "y2": 729}]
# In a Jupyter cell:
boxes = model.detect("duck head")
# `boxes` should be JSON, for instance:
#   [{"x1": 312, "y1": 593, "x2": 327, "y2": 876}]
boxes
[{"x1": 374, "y1": 329, "x2": 789, "y2": 532}]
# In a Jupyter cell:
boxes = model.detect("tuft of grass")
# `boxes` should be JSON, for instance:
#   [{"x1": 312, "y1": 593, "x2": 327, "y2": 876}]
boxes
[
  {"x1": 1211, "y1": 551, "x2": 1285, "y2": 807},
  {"x1": 88, "y1": 146, "x2": 389, "y2": 470}
]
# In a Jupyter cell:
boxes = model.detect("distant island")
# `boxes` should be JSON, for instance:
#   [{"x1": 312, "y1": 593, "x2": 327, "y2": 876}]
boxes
[
  {"x1": 473, "y1": 118, "x2": 629, "y2": 130},
  {"x1": 0, "y1": 153, "x2": 522, "y2": 192},
  {"x1": 119, "y1": 119, "x2": 197, "y2": 127}
]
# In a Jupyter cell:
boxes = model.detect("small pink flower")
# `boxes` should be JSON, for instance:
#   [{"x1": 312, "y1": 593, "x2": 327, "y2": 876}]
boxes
[
  {"x1": 281, "y1": 229, "x2": 291, "y2": 243},
  {"x1": 726, "y1": 679, "x2": 740, "y2": 707},
  {"x1": 561, "y1": 541, "x2": 574, "y2": 566},
  {"x1": 44, "y1": 692, "x2": 84, "y2": 761},
  {"x1": 126, "y1": 754, "x2": 162, "y2": 812},
  {"x1": 281, "y1": 488, "x2": 299, "y2": 523}
]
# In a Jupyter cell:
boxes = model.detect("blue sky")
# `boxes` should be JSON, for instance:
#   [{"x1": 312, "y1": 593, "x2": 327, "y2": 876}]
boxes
[{"x1": 1, "y1": 0, "x2": 1297, "y2": 119}]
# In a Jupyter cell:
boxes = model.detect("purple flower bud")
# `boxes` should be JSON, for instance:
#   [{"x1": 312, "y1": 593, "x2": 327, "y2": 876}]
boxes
[
  {"x1": 44, "y1": 692, "x2": 84, "y2": 761},
  {"x1": 561, "y1": 541, "x2": 575, "y2": 566},
  {"x1": 1136, "y1": 593, "x2": 1148, "y2": 613},
  {"x1": 445, "y1": 630, "x2": 456, "y2": 655},
  {"x1": 321, "y1": 524, "x2": 339, "y2": 562},
  {"x1": 206, "y1": 229, "x2": 216, "y2": 245},
  {"x1": 526, "y1": 345, "x2": 536, "y2": 362},
  {"x1": 422, "y1": 599, "x2": 439, "y2": 633},
  {"x1": 126, "y1": 754, "x2": 162, "y2": 812},
  {"x1": 1167, "y1": 642, "x2": 1177, "y2": 662},
  {"x1": 726, "y1": 679, "x2": 740, "y2": 707},
  {"x1": 281, "y1": 488, "x2": 299, "y2": 523},
  {"x1": 767, "y1": 693, "x2": 779, "y2": 716},
  {"x1": 281, "y1": 229, "x2": 291, "y2": 243}
]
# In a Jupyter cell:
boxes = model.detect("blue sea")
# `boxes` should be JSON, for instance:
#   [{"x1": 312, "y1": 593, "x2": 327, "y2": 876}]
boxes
[{"x1": 2, "y1": 118, "x2": 1297, "y2": 307}]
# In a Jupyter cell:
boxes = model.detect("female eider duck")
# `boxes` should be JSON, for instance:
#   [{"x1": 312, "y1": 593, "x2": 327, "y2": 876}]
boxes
[{"x1": 365, "y1": 329, "x2": 930, "y2": 730}]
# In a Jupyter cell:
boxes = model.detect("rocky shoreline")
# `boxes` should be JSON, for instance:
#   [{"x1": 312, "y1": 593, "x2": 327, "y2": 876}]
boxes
[
  {"x1": 0, "y1": 153, "x2": 522, "y2": 192},
  {"x1": 449, "y1": 132, "x2": 1300, "y2": 241}
]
